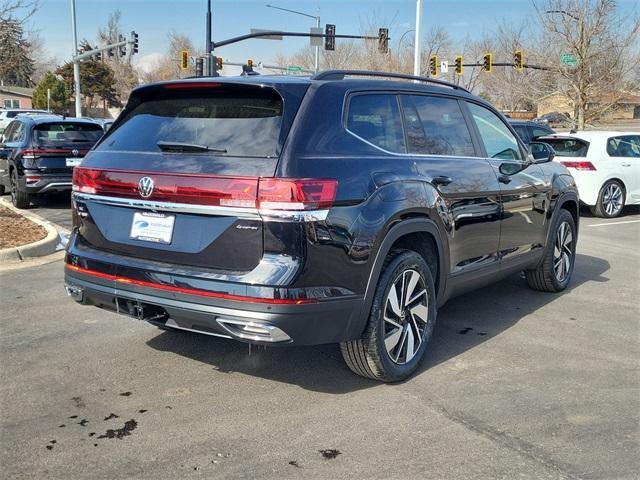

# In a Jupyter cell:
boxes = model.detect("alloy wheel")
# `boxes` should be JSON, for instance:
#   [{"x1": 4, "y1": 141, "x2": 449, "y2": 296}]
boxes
[
  {"x1": 602, "y1": 183, "x2": 623, "y2": 216},
  {"x1": 553, "y1": 221, "x2": 573, "y2": 282},
  {"x1": 383, "y1": 269, "x2": 429, "y2": 365}
]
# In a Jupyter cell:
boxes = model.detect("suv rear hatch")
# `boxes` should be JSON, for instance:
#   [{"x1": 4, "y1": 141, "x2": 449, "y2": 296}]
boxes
[
  {"x1": 26, "y1": 122, "x2": 103, "y2": 173},
  {"x1": 73, "y1": 80, "x2": 310, "y2": 272}
]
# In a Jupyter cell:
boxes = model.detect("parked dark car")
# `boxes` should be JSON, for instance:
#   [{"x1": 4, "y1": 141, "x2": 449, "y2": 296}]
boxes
[
  {"x1": 509, "y1": 119, "x2": 555, "y2": 143},
  {"x1": 0, "y1": 115, "x2": 103, "y2": 208},
  {"x1": 64, "y1": 71, "x2": 579, "y2": 382},
  {"x1": 534, "y1": 111, "x2": 573, "y2": 128}
]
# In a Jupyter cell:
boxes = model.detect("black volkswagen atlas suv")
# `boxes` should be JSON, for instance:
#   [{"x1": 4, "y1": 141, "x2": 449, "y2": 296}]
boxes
[{"x1": 64, "y1": 71, "x2": 579, "y2": 382}]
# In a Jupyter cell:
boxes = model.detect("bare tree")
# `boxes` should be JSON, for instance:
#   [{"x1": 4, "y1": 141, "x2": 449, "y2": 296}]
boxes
[
  {"x1": 135, "y1": 32, "x2": 201, "y2": 83},
  {"x1": 0, "y1": 0, "x2": 38, "y2": 22},
  {"x1": 535, "y1": 0, "x2": 640, "y2": 129}
]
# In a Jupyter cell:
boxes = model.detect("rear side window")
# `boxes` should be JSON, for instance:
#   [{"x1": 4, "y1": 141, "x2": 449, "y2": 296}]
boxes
[
  {"x1": 401, "y1": 95, "x2": 475, "y2": 157},
  {"x1": 511, "y1": 125, "x2": 529, "y2": 142},
  {"x1": 100, "y1": 87, "x2": 283, "y2": 157},
  {"x1": 34, "y1": 123, "x2": 103, "y2": 146},
  {"x1": 346, "y1": 94, "x2": 405, "y2": 153},
  {"x1": 607, "y1": 136, "x2": 640, "y2": 158},
  {"x1": 542, "y1": 138, "x2": 589, "y2": 157}
]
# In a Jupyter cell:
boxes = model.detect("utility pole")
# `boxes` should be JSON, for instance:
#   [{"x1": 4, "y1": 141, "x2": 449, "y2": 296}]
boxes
[
  {"x1": 413, "y1": 0, "x2": 423, "y2": 76},
  {"x1": 70, "y1": 0, "x2": 82, "y2": 117},
  {"x1": 206, "y1": 0, "x2": 213, "y2": 76}
]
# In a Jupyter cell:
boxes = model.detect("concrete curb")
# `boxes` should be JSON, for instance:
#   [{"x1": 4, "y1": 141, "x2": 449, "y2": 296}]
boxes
[{"x1": 0, "y1": 200, "x2": 60, "y2": 263}]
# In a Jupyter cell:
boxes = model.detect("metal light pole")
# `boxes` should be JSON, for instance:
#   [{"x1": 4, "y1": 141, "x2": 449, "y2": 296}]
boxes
[
  {"x1": 413, "y1": 0, "x2": 423, "y2": 76},
  {"x1": 266, "y1": 4, "x2": 320, "y2": 72},
  {"x1": 206, "y1": 0, "x2": 213, "y2": 76},
  {"x1": 70, "y1": 0, "x2": 82, "y2": 117}
]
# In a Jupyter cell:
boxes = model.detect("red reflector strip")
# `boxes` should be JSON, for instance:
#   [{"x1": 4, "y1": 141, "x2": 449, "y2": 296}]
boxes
[
  {"x1": 65, "y1": 264, "x2": 317, "y2": 304},
  {"x1": 560, "y1": 161, "x2": 596, "y2": 171}
]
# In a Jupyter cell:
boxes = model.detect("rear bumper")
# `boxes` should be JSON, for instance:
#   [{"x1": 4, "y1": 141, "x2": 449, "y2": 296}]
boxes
[
  {"x1": 64, "y1": 270, "x2": 362, "y2": 346},
  {"x1": 24, "y1": 174, "x2": 72, "y2": 194}
]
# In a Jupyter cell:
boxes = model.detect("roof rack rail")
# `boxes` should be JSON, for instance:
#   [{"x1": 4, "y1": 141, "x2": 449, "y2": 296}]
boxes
[{"x1": 311, "y1": 70, "x2": 470, "y2": 93}]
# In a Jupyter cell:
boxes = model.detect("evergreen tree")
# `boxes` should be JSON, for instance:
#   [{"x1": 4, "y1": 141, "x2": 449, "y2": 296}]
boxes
[
  {"x1": 0, "y1": 18, "x2": 34, "y2": 86},
  {"x1": 56, "y1": 60, "x2": 120, "y2": 111},
  {"x1": 32, "y1": 72, "x2": 70, "y2": 113}
]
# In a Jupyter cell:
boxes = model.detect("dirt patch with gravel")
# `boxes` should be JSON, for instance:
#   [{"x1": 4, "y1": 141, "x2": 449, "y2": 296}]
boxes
[{"x1": 0, "y1": 206, "x2": 47, "y2": 249}]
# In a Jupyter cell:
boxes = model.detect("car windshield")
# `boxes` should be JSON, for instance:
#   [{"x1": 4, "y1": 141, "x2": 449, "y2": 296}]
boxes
[
  {"x1": 34, "y1": 122, "x2": 104, "y2": 146},
  {"x1": 99, "y1": 86, "x2": 284, "y2": 157},
  {"x1": 542, "y1": 138, "x2": 589, "y2": 157}
]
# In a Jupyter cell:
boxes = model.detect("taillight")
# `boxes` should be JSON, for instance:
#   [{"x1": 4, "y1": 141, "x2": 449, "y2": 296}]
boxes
[
  {"x1": 560, "y1": 161, "x2": 596, "y2": 171},
  {"x1": 21, "y1": 149, "x2": 71, "y2": 159},
  {"x1": 72, "y1": 167, "x2": 337, "y2": 211},
  {"x1": 25, "y1": 175, "x2": 41, "y2": 184},
  {"x1": 257, "y1": 178, "x2": 337, "y2": 210}
]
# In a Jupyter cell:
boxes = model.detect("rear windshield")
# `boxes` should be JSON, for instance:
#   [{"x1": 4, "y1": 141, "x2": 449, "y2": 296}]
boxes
[
  {"x1": 99, "y1": 87, "x2": 284, "y2": 157},
  {"x1": 34, "y1": 122, "x2": 104, "y2": 146},
  {"x1": 541, "y1": 138, "x2": 589, "y2": 157}
]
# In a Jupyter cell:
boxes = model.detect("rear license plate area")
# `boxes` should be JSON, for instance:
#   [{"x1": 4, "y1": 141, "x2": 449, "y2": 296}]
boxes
[{"x1": 130, "y1": 211, "x2": 175, "y2": 244}]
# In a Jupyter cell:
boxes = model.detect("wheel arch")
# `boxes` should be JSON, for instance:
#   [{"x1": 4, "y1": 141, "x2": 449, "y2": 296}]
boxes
[{"x1": 350, "y1": 217, "x2": 448, "y2": 339}]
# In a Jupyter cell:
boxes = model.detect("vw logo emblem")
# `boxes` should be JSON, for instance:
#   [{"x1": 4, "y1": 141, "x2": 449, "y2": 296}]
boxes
[
  {"x1": 72, "y1": 149, "x2": 79, "y2": 157},
  {"x1": 138, "y1": 177, "x2": 154, "y2": 198}
]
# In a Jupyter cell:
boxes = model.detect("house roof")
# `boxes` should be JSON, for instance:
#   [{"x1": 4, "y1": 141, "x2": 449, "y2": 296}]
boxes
[{"x1": 0, "y1": 86, "x2": 34, "y2": 98}]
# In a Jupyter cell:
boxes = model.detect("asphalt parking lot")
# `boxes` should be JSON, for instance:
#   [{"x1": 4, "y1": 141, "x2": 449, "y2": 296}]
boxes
[{"x1": 1, "y1": 206, "x2": 639, "y2": 479}]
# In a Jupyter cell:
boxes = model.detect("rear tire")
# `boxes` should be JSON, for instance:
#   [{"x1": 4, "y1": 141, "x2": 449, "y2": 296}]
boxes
[
  {"x1": 10, "y1": 169, "x2": 30, "y2": 209},
  {"x1": 341, "y1": 249, "x2": 437, "y2": 382},
  {"x1": 525, "y1": 209, "x2": 576, "y2": 292},
  {"x1": 591, "y1": 180, "x2": 625, "y2": 218}
]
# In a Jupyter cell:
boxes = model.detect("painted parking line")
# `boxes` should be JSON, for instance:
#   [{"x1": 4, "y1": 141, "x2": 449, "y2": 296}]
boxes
[{"x1": 587, "y1": 219, "x2": 640, "y2": 227}]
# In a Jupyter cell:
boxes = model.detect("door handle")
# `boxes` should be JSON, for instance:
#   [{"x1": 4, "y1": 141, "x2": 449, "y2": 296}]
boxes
[
  {"x1": 432, "y1": 175, "x2": 453, "y2": 186},
  {"x1": 497, "y1": 174, "x2": 512, "y2": 184}
]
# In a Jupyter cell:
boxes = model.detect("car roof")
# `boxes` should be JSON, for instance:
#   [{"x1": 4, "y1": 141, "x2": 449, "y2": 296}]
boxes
[
  {"x1": 508, "y1": 119, "x2": 551, "y2": 126},
  {"x1": 13, "y1": 114, "x2": 102, "y2": 126},
  {"x1": 132, "y1": 73, "x2": 481, "y2": 102}
]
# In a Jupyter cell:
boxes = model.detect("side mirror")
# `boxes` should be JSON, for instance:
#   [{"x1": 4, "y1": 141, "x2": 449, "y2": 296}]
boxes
[{"x1": 529, "y1": 141, "x2": 555, "y2": 163}]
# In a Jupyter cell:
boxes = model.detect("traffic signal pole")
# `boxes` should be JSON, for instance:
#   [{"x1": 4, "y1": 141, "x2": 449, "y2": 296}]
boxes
[
  {"x1": 70, "y1": 0, "x2": 82, "y2": 117},
  {"x1": 206, "y1": 0, "x2": 213, "y2": 76}
]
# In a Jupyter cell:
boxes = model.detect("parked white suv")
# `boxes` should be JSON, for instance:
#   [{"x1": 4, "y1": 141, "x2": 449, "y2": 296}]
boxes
[
  {"x1": 540, "y1": 131, "x2": 640, "y2": 217},
  {"x1": 0, "y1": 109, "x2": 49, "y2": 135}
]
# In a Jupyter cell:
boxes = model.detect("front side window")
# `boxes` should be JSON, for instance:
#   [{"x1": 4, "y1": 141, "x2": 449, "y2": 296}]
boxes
[
  {"x1": 512, "y1": 125, "x2": 529, "y2": 142},
  {"x1": 401, "y1": 95, "x2": 475, "y2": 157},
  {"x1": 346, "y1": 94, "x2": 405, "y2": 153},
  {"x1": 532, "y1": 126, "x2": 552, "y2": 139},
  {"x1": 607, "y1": 135, "x2": 640, "y2": 158},
  {"x1": 468, "y1": 103, "x2": 524, "y2": 161}
]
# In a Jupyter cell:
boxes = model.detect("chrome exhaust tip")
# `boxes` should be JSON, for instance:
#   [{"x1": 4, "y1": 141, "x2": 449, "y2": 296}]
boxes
[
  {"x1": 64, "y1": 284, "x2": 84, "y2": 302},
  {"x1": 216, "y1": 318, "x2": 291, "y2": 343}
]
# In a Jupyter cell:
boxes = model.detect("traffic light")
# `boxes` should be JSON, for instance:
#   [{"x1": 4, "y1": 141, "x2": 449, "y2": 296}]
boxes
[
  {"x1": 247, "y1": 59, "x2": 253, "y2": 67},
  {"x1": 378, "y1": 28, "x2": 389, "y2": 53},
  {"x1": 514, "y1": 49, "x2": 524, "y2": 71},
  {"x1": 325, "y1": 24, "x2": 335, "y2": 51},
  {"x1": 216, "y1": 56, "x2": 223, "y2": 70},
  {"x1": 454, "y1": 55, "x2": 463, "y2": 75},
  {"x1": 429, "y1": 55, "x2": 438, "y2": 76},
  {"x1": 118, "y1": 34, "x2": 126, "y2": 57},
  {"x1": 482, "y1": 52, "x2": 492, "y2": 72},
  {"x1": 131, "y1": 31, "x2": 139, "y2": 55},
  {"x1": 107, "y1": 48, "x2": 114, "y2": 58},
  {"x1": 180, "y1": 50, "x2": 189, "y2": 70},
  {"x1": 195, "y1": 57, "x2": 204, "y2": 77}
]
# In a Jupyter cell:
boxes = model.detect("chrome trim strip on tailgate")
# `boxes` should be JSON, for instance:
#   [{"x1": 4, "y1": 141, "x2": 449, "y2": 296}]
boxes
[{"x1": 73, "y1": 193, "x2": 329, "y2": 222}]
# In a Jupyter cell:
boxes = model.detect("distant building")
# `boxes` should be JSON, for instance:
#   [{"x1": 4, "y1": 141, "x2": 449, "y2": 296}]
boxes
[
  {"x1": 0, "y1": 85, "x2": 34, "y2": 109},
  {"x1": 537, "y1": 91, "x2": 640, "y2": 120}
]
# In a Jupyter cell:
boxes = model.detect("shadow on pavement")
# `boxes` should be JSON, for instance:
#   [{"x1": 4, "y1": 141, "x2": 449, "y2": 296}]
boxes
[{"x1": 146, "y1": 253, "x2": 610, "y2": 394}]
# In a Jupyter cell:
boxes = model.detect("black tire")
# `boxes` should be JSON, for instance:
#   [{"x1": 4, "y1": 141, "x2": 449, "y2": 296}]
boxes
[
  {"x1": 591, "y1": 180, "x2": 625, "y2": 218},
  {"x1": 10, "y1": 169, "x2": 30, "y2": 209},
  {"x1": 340, "y1": 249, "x2": 437, "y2": 382},
  {"x1": 525, "y1": 209, "x2": 576, "y2": 292}
]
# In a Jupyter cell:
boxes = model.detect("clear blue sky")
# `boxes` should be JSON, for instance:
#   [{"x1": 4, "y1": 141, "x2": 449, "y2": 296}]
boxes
[{"x1": 28, "y1": 0, "x2": 639, "y2": 67}]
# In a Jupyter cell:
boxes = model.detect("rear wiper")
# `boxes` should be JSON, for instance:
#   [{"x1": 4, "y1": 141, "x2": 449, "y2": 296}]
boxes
[{"x1": 157, "y1": 141, "x2": 227, "y2": 153}]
